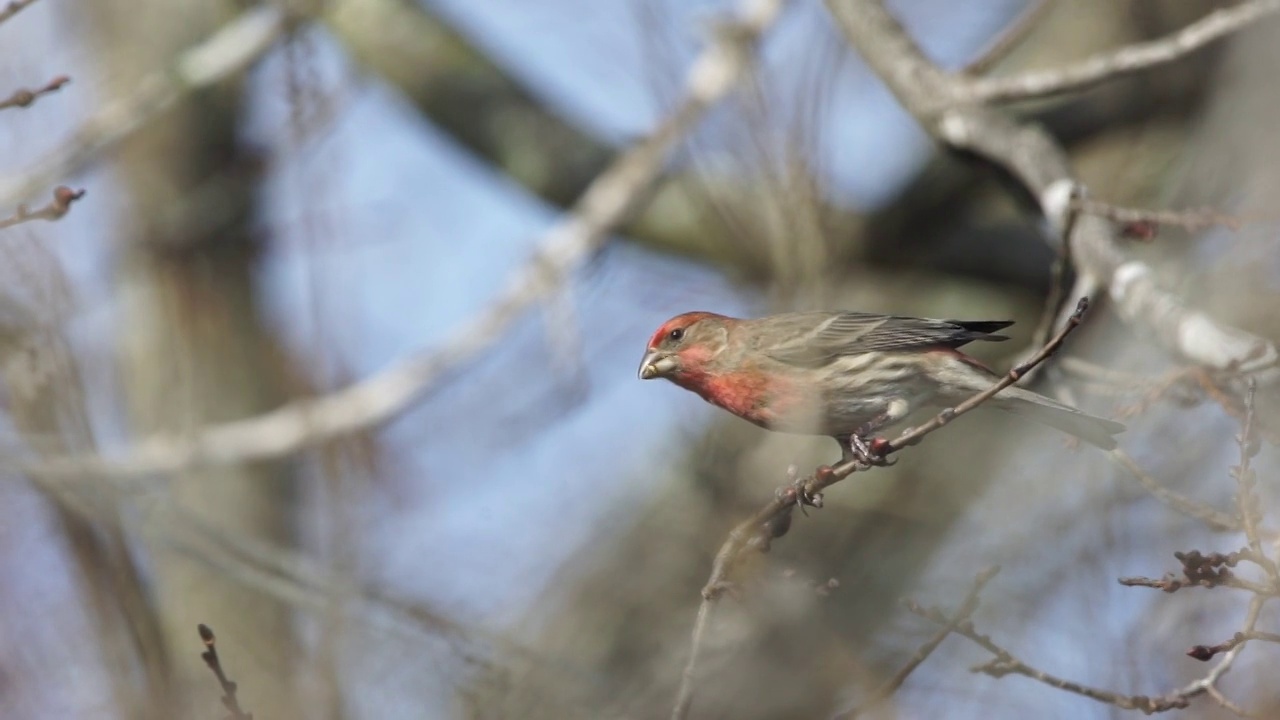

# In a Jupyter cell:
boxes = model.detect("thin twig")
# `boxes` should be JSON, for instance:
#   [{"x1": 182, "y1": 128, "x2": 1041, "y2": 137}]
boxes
[
  {"x1": 671, "y1": 299, "x2": 1092, "y2": 720},
  {"x1": 961, "y1": 0, "x2": 1055, "y2": 75},
  {"x1": 1119, "y1": 548, "x2": 1274, "y2": 596},
  {"x1": 1234, "y1": 379, "x2": 1275, "y2": 578},
  {"x1": 837, "y1": 567, "x2": 1000, "y2": 719},
  {"x1": 197, "y1": 624, "x2": 253, "y2": 720},
  {"x1": 0, "y1": 5, "x2": 290, "y2": 211},
  {"x1": 909, "y1": 594, "x2": 1265, "y2": 713},
  {"x1": 965, "y1": 0, "x2": 1280, "y2": 103},
  {"x1": 1189, "y1": 629, "x2": 1280, "y2": 662},
  {"x1": 0, "y1": 75, "x2": 70, "y2": 111},
  {"x1": 0, "y1": 186, "x2": 85, "y2": 230},
  {"x1": 7, "y1": 0, "x2": 793, "y2": 484},
  {"x1": 1072, "y1": 197, "x2": 1243, "y2": 236},
  {"x1": 1109, "y1": 448, "x2": 1240, "y2": 533}
]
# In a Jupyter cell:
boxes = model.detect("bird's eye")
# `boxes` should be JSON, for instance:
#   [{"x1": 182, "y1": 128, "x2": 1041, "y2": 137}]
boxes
[{"x1": 668, "y1": 327, "x2": 685, "y2": 342}]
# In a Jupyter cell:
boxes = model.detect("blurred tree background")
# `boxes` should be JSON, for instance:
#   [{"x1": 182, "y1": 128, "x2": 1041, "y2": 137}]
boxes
[{"x1": 1, "y1": 0, "x2": 1278, "y2": 718}]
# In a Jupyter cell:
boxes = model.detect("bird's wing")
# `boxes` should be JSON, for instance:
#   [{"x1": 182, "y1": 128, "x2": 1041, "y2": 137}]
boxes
[{"x1": 758, "y1": 312, "x2": 1013, "y2": 367}]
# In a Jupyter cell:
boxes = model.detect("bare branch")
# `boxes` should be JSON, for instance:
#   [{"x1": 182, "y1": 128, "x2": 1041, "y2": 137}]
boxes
[
  {"x1": 0, "y1": 0, "x2": 39, "y2": 27},
  {"x1": 0, "y1": 186, "x2": 85, "y2": 230},
  {"x1": 1189, "y1": 629, "x2": 1280, "y2": 662},
  {"x1": 197, "y1": 624, "x2": 253, "y2": 720},
  {"x1": 910, "y1": 593, "x2": 1265, "y2": 714},
  {"x1": 1119, "y1": 549, "x2": 1275, "y2": 596},
  {"x1": 1072, "y1": 197, "x2": 1244, "y2": 237},
  {"x1": 1109, "y1": 448, "x2": 1241, "y2": 533},
  {"x1": 0, "y1": 75, "x2": 70, "y2": 111},
  {"x1": 961, "y1": 0, "x2": 1054, "y2": 75},
  {"x1": 837, "y1": 567, "x2": 1000, "y2": 719},
  {"x1": 671, "y1": 300, "x2": 1091, "y2": 720},
  {"x1": 826, "y1": 0, "x2": 1278, "y2": 374},
  {"x1": 966, "y1": 0, "x2": 1280, "y2": 103},
  {"x1": 0, "y1": 5, "x2": 290, "y2": 211},
  {"x1": 1234, "y1": 379, "x2": 1274, "y2": 578}
]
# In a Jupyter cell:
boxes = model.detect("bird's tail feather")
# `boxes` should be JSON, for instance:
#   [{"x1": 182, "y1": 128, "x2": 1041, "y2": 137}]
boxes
[{"x1": 992, "y1": 387, "x2": 1124, "y2": 450}]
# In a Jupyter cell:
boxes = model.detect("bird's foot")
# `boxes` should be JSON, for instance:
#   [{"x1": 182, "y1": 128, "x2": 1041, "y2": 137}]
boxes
[
  {"x1": 776, "y1": 470, "x2": 824, "y2": 516},
  {"x1": 848, "y1": 434, "x2": 895, "y2": 467}
]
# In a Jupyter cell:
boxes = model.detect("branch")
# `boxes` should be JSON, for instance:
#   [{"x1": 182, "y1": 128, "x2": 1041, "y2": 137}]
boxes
[
  {"x1": 0, "y1": 75, "x2": 70, "y2": 111},
  {"x1": 965, "y1": 0, "x2": 1280, "y2": 103},
  {"x1": 1108, "y1": 448, "x2": 1241, "y2": 534},
  {"x1": 0, "y1": 186, "x2": 85, "y2": 230},
  {"x1": 826, "y1": 0, "x2": 1278, "y2": 374},
  {"x1": 198, "y1": 624, "x2": 253, "y2": 720},
  {"x1": 670, "y1": 299, "x2": 1091, "y2": 720},
  {"x1": 837, "y1": 567, "x2": 1000, "y2": 719},
  {"x1": 8, "y1": 0, "x2": 791, "y2": 483},
  {"x1": 1119, "y1": 549, "x2": 1275, "y2": 596},
  {"x1": 1234, "y1": 379, "x2": 1274, "y2": 579},
  {"x1": 909, "y1": 593, "x2": 1265, "y2": 714},
  {"x1": 0, "y1": 5, "x2": 290, "y2": 211},
  {"x1": 0, "y1": 0, "x2": 39, "y2": 27},
  {"x1": 961, "y1": 0, "x2": 1054, "y2": 75},
  {"x1": 1071, "y1": 197, "x2": 1243, "y2": 237}
]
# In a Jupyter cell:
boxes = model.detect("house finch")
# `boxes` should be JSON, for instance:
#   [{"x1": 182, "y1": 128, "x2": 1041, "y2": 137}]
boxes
[{"x1": 637, "y1": 310, "x2": 1123, "y2": 462}]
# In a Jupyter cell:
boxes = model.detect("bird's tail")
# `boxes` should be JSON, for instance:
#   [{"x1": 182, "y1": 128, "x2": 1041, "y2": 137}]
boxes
[{"x1": 991, "y1": 386, "x2": 1124, "y2": 450}]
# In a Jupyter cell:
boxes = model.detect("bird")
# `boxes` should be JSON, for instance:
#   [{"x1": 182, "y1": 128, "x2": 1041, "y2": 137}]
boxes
[{"x1": 637, "y1": 310, "x2": 1123, "y2": 463}]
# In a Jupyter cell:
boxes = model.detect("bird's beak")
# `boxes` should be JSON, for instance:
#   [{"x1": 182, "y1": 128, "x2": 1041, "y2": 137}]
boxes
[{"x1": 638, "y1": 350, "x2": 677, "y2": 380}]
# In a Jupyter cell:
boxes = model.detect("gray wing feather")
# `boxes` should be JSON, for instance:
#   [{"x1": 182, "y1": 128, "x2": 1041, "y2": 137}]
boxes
[{"x1": 760, "y1": 312, "x2": 1012, "y2": 366}]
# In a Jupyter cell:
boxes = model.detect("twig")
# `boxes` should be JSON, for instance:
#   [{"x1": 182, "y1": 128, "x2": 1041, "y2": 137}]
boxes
[
  {"x1": 1109, "y1": 448, "x2": 1240, "y2": 533},
  {"x1": 1189, "y1": 629, "x2": 1280, "y2": 662},
  {"x1": 1072, "y1": 197, "x2": 1243, "y2": 237},
  {"x1": 826, "y1": 0, "x2": 1278, "y2": 373},
  {"x1": 1119, "y1": 549, "x2": 1274, "y2": 595},
  {"x1": 837, "y1": 567, "x2": 1000, "y2": 719},
  {"x1": 964, "y1": 0, "x2": 1280, "y2": 103},
  {"x1": 197, "y1": 624, "x2": 253, "y2": 720},
  {"x1": 1028, "y1": 181, "x2": 1080, "y2": 350},
  {"x1": 670, "y1": 299, "x2": 1091, "y2": 720},
  {"x1": 0, "y1": 75, "x2": 70, "y2": 111},
  {"x1": 0, "y1": 0, "x2": 39, "y2": 26},
  {"x1": 909, "y1": 593, "x2": 1264, "y2": 714},
  {"x1": 0, "y1": 5, "x2": 290, "y2": 212},
  {"x1": 961, "y1": 0, "x2": 1055, "y2": 75},
  {"x1": 1234, "y1": 379, "x2": 1274, "y2": 578},
  {"x1": 8, "y1": 0, "x2": 792, "y2": 483},
  {"x1": 0, "y1": 186, "x2": 85, "y2": 230}
]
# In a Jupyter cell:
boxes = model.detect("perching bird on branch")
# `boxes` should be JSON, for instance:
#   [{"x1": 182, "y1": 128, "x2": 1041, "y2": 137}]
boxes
[{"x1": 638, "y1": 311, "x2": 1123, "y2": 462}]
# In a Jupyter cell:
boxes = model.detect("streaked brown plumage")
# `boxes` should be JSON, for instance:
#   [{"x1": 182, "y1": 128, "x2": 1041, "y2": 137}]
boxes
[{"x1": 637, "y1": 310, "x2": 1123, "y2": 459}]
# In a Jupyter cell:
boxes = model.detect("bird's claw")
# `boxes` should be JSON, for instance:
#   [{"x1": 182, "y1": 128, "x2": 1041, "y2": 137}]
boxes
[
  {"x1": 775, "y1": 477, "x2": 824, "y2": 517},
  {"x1": 849, "y1": 434, "x2": 896, "y2": 467}
]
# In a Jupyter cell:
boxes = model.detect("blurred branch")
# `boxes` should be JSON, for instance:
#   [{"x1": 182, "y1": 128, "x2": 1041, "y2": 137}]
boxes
[
  {"x1": 0, "y1": 5, "x2": 289, "y2": 210},
  {"x1": 0, "y1": 185, "x2": 84, "y2": 230},
  {"x1": 961, "y1": 0, "x2": 1054, "y2": 75},
  {"x1": 1071, "y1": 196, "x2": 1243, "y2": 237},
  {"x1": 0, "y1": 75, "x2": 70, "y2": 111},
  {"x1": 197, "y1": 625, "x2": 253, "y2": 720},
  {"x1": 14, "y1": 0, "x2": 793, "y2": 483},
  {"x1": 671, "y1": 299, "x2": 1091, "y2": 720},
  {"x1": 0, "y1": 0, "x2": 38, "y2": 27},
  {"x1": 965, "y1": 0, "x2": 1280, "y2": 103},
  {"x1": 837, "y1": 567, "x2": 1000, "y2": 719},
  {"x1": 826, "y1": 0, "x2": 1278, "y2": 374},
  {"x1": 1109, "y1": 448, "x2": 1242, "y2": 534},
  {"x1": 906, "y1": 594, "x2": 1265, "y2": 714}
]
